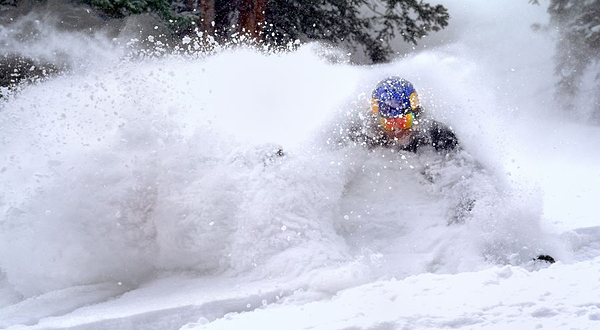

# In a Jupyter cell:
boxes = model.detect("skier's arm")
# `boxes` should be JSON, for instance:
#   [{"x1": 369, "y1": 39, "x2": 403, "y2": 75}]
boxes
[{"x1": 428, "y1": 120, "x2": 459, "y2": 151}]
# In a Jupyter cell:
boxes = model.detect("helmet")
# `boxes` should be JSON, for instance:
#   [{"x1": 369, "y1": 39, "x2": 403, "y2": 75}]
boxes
[{"x1": 371, "y1": 77, "x2": 421, "y2": 135}]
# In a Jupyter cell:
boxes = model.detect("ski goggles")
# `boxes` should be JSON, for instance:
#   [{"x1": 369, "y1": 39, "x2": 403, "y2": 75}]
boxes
[{"x1": 379, "y1": 112, "x2": 414, "y2": 132}]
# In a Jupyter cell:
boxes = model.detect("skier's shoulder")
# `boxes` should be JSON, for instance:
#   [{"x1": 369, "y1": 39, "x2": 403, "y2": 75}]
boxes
[{"x1": 418, "y1": 118, "x2": 459, "y2": 152}]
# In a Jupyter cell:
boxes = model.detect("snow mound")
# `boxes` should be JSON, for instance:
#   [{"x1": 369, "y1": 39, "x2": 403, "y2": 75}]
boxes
[
  {"x1": 0, "y1": 45, "x2": 565, "y2": 299},
  {"x1": 181, "y1": 257, "x2": 600, "y2": 330}
]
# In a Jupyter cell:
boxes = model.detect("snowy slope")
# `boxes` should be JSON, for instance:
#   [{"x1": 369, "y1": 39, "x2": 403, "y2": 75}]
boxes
[
  {"x1": 183, "y1": 259, "x2": 600, "y2": 330},
  {"x1": 2, "y1": 0, "x2": 600, "y2": 329}
]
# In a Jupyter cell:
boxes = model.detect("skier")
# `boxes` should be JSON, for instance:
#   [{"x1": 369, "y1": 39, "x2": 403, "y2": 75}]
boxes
[
  {"x1": 350, "y1": 76, "x2": 459, "y2": 153},
  {"x1": 347, "y1": 77, "x2": 557, "y2": 265}
]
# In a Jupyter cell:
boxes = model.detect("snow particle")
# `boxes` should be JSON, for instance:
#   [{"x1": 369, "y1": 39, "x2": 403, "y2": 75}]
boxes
[
  {"x1": 281, "y1": 225, "x2": 287, "y2": 231},
  {"x1": 343, "y1": 215, "x2": 350, "y2": 220}
]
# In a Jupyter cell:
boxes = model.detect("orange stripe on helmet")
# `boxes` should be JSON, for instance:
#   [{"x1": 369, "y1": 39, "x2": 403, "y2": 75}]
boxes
[
  {"x1": 371, "y1": 97, "x2": 380, "y2": 116},
  {"x1": 409, "y1": 92, "x2": 420, "y2": 111}
]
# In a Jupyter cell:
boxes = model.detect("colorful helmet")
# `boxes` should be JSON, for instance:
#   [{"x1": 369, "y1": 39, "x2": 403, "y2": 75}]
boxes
[{"x1": 371, "y1": 77, "x2": 421, "y2": 135}]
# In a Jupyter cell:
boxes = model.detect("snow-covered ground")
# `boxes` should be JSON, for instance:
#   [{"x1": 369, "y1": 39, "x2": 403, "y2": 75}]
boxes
[{"x1": 2, "y1": 1, "x2": 600, "y2": 329}]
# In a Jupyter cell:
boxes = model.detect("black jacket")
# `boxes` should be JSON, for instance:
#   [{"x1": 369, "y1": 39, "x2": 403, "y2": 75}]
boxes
[
  {"x1": 348, "y1": 117, "x2": 459, "y2": 153},
  {"x1": 403, "y1": 119, "x2": 459, "y2": 152}
]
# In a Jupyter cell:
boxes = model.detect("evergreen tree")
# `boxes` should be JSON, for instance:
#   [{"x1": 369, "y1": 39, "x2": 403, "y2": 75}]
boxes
[
  {"x1": 533, "y1": 0, "x2": 600, "y2": 117},
  {"x1": 78, "y1": 0, "x2": 200, "y2": 34},
  {"x1": 0, "y1": 0, "x2": 18, "y2": 6},
  {"x1": 262, "y1": 0, "x2": 449, "y2": 63},
  {"x1": 2, "y1": 0, "x2": 449, "y2": 63},
  {"x1": 81, "y1": 0, "x2": 449, "y2": 62}
]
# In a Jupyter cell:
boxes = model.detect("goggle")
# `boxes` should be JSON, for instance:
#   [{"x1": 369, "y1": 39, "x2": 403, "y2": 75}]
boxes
[{"x1": 380, "y1": 112, "x2": 414, "y2": 133}]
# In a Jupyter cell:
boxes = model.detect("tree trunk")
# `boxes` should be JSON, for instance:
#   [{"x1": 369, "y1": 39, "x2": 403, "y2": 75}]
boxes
[
  {"x1": 185, "y1": 0, "x2": 195, "y2": 11},
  {"x1": 200, "y1": 0, "x2": 215, "y2": 34},
  {"x1": 238, "y1": 0, "x2": 267, "y2": 39}
]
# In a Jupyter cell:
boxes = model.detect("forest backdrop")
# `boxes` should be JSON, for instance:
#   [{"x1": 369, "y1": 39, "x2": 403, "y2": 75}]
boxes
[{"x1": 1, "y1": 0, "x2": 599, "y2": 119}]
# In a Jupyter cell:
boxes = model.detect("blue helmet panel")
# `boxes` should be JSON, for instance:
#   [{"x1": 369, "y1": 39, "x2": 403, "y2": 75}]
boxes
[{"x1": 372, "y1": 77, "x2": 416, "y2": 118}]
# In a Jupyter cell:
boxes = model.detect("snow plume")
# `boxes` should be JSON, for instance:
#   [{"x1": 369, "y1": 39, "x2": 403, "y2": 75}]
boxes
[
  {"x1": 0, "y1": 0, "x2": 126, "y2": 71},
  {"x1": 0, "y1": 2, "x2": 571, "y2": 298},
  {"x1": 0, "y1": 46, "x2": 361, "y2": 296}
]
